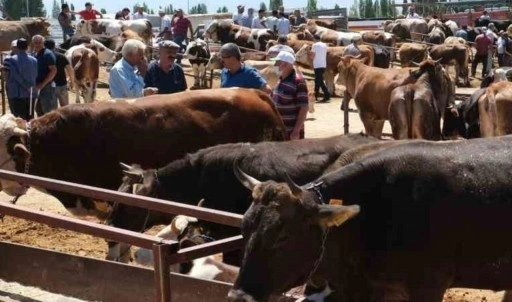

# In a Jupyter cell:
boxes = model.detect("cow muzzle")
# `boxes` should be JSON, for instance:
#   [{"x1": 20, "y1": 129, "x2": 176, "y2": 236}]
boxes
[{"x1": 227, "y1": 289, "x2": 259, "y2": 302}]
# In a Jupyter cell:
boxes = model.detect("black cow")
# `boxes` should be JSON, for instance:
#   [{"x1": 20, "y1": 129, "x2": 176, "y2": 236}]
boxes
[
  {"x1": 474, "y1": 19, "x2": 512, "y2": 32},
  {"x1": 442, "y1": 89, "x2": 484, "y2": 139},
  {"x1": 184, "y1": 40, "x2": 211, "y2": 89},
  {"x1": 230, "y1": 136, "x2": 512, "y2": 302},
  {"x1": 111, "y1": 134, "x2": 378, "y2": 262}
]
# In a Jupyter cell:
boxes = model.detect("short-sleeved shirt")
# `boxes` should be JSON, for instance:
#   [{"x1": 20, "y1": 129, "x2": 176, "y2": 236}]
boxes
[
  {"x1": 455, "y1": 29, "x2": 468, "y2": 41},
  {"x1": 252, "y1": 16, "x2": 267, "y2": 29},
  {"x1": 34, "y1": 48, "x2": 56, "y2": 85},
  {"x1": 58, "y1": 12, "x2": 73, "y2": 29},
  {"x1": 220, "y1": 65, "x2": 267, "y2": 89},
  {"x1": 276, "y1": 17, "x2": 290, "y2": 35},
  {"x1": 266, "y1": 16, "x2": 278, "y2": 32},
  {"x1": 109, "y1": 58, "x2": 145, "y2": 98},
  {"x1": 161, "y1": 15, "x2": 172, "y2": 32},
  {"x1": 233, "y1": 13, "x2": 244, "y2": 25},
  {"x1": 54, "y1": 52, "x2": 70, "y2": 87},
  {"x1": 3, "y1": 52, "x2": 38, "y2": 99},
  {"x1": 144, "y1": 61, "x2": 187, "y2": 94},
  {"x1": 172, "y1": 16, "x2": 192, "y2": 37},
  {"x1": 78, "y1": 9, "x2": 100, "y2": 20},
  {"x1": 132, "y1": 12, "x2": 149, "y2": 20},
  {"x1": 272, "y1": 70, "x2": 309, "y2": 134},
  {"x1": 311, "y1": 41, "x2": 328, "y2": 68},
  {"x1": 475, "y1": 34, "x2": 492, "y2": 55},
  {"x1": 243, "y1": 15, "x2": 254, "y2": 28}
]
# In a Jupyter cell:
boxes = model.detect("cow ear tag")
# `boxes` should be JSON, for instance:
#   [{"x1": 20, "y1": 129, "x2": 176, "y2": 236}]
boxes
[{"x1": 329, "y1": 199, "x2": 343, "y2": 205}]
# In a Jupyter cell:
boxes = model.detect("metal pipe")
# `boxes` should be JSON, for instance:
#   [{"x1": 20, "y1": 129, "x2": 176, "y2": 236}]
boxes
[
  {"x1": 0, "y1": 170, "x2": 243, "y2": 227},
  {"x1": 153, "y1": 242, "x2": 175, "y2": 302},
  {"x1": 167, "y1": 235, "x2": 243, "y2": 264}
]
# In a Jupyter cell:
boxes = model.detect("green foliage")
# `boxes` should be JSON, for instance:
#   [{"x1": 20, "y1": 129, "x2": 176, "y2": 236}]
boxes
[
  {"x1": 217, "y1": 5, "x2": 228, "y2": 13},
  {"x1": 100, "y1": 8, "x2": 106, "y2": 14},
  {"x1": 349, "y1": 0, "x2": 359, "y2": 17},
  {"x1": 269, "y1": 0, "x2": 282, "y2": 11},
  {"x1": 133, "y1": 2, "x2": 150, "y2": 13},
  {"x1": 307, "y1": 0, "x2": 317, "y2": 12},
  {"x1": 334, "y1": 3, "x2": 340, "y2": 9},
  {"x1": 260, "y1": 2, "x2": 267, "y2": 11},
  {"x1": 51, "y1": 0, "x2": 59, "y2": 18},
  {"x1": 1, "y1": 0, "x2": 46, "y2": 19},
  {"x1": 189, "y1": 3, "x2": 208, "y2": 14}
]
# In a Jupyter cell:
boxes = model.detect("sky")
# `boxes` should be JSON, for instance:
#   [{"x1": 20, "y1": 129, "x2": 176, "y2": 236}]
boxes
[{"x1": 43, "y1": 0, "x2": 354, "y2": 15}]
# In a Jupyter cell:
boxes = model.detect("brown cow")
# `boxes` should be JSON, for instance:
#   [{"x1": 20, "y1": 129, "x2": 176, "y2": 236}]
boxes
[
  {"x1": 478, "y1": 81, "x2": 512, "y2": 137},
  {"x1": 0, "y1": 18, "x2": 50, "y2": 51},
  {"x1": 0, "y1": 88, "x2": 286, "y2": 215},
  {"x1": 398, "y1": 42, "x2": 428, "y2": 67},
  {"x1": 295, "y1": 44, "x2": 374, "y2": 95},
  {"x1": 389, "y1": 59, "x2": 454, "y2": 140},
  {"x1": 70, "y1": 47, "x2": 99, "y2": 104},
  {"x1": 203, "y1": 19, "x2": 275, "y2": 51},
  {"x1": 361, "y1": 31, "x2": 396, "y2": 68},
  {"x1": 337, "y1": 56, "x2": 420, "y2": 137},
  {"x1": 299, "y1": 20, "x2": 362, "y2": 46},
  {"x1": 76, "y1": 19, "x2": 152, "y2": 46},
  {"x1": 308, "y1": 18, "x2": 337, "y2": 30},
  {"x1": 428, "y1": 44, "x2": 471, "y2": 87}
]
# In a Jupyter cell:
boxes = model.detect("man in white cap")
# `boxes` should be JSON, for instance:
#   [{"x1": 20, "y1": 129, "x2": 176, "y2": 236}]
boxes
[
  {"x1": 233, "y1": 5, "x2": 245, "y2": 25},
  {"x1": 132, "y1": 3, "x2": 148, "y2": 20},
  {"x1": 271, "y1": 50, "x2": 309, "y2": 140},
  {"x1": 158, "y1": 9, "x2": 172, "y2": 40}
]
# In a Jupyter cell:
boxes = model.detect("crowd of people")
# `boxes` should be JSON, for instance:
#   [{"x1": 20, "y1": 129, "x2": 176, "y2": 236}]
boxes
[{"x1": 231, "y1": 5, "x2": 307, "y2": 35}]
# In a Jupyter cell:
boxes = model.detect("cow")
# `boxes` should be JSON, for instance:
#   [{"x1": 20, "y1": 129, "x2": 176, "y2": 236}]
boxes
[
  {"x1": 444, "y1": 20, "x2": 459, "y2": 36},
  {"x1": 64, "y1": 40, "x2": 120, "y2": 65},
  {"x1": 444, "y1": 36, "x2": 466, "y2": 45},
  {"x1": 60, "y1": 35, "x2": 120, "y2": 52},
  {"x1": 113, "y1": 134, "x2": 378, "y2": 262},
  {"x1": 203, "y1": 19, "x2": 275, "y2": 52},
  {"x1": 0, "y1": 88, "x2": 286, "y2": 218},
  {"x1": 481, "y1": 67, "x2": 512, "y2": 88},
  {"x1": 299, "y1": 21, "x2": 361, "y2": 46},
  {"x1": 295, "y1": 44, "x2": 374, "y2": 95},
  {"x1": 389, "y1": 59, "x2": 454, "y2": 140},
  {"x1": 184, "y1": 39, "x2": 211, "y2": 89},
  {"x1": 428, "y1": 44, "x2": 470, "y2": 87},
  {"x1": 308, "y1": 19, "x2": 337, "y2": 30},
  {"x1": 398, "y1": 42, "x2": 428, "y2": 67},
  {"x1": 443, "y1": 81, "x2": 512, "y2": 138},
  {"x1": 266, "y1": 37, "x2": 314, "y2": 54},
  {"x1": 0, "y1": 18, "x2": 50, "y2": 52},
  {"x1": 336, "y1": 56, "x2": 423, "y2": 138},
  {"x1": 76, "y1": 19, "x2": 152, "y2": 46},
  {"x1": 384, "y1": 18, "x2": 428, "y2": 41},
  {"x1": 361, "y1": 31, "x2": 396, "y2": 68},
  {"x1": 69, "y1": 47, "x2": 99, "y2": 104},
  {"x1": 229, "y1": 136, "x2": 512, "y2": 302},
  {"x1": 427, "y1": 26, "x2": 447, "y2": 44}
]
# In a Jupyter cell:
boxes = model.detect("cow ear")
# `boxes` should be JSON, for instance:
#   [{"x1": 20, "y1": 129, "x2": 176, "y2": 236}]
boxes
[{"x1": 315, "y1": 204, "x2": 360, "y2": 228}]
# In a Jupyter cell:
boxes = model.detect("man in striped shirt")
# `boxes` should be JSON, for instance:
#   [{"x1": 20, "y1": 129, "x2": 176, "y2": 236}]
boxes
[{"x1": 271, "y1": 51, "x2": 309, "y2": 140}]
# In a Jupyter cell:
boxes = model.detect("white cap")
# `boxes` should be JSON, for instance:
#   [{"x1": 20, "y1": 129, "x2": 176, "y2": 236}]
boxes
[
  {"x1": 11, "y1": 40, "x2": 17, "y2": 47},
  {"x1": 271, "y1": 50, "x2": 295, "y2": 65}
]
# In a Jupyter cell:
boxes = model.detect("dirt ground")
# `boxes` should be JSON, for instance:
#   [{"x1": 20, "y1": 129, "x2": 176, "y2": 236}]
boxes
[{"x1": 0, "y1": 63, "x2": 507, "y2": 302}]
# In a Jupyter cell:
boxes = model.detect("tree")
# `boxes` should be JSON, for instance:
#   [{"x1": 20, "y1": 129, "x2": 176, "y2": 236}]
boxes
[
  {"x1": 374, "y1": 0, "x2": 380, "y2": 16},
  {"x1": 133, "y1": 2, "x2": 150, "y2": 13},
  {"x1": 361, "y1": 0, "x2": 375, "y2": 17},
  {"x1": 260, "y1": 2, "x2": 267, "y2": 11},
  {"x1": 100, "y1": 8, "x2": 106, "y2": 14},
  {"x1": 380, "y1": 0, "x2": 388, "y2": 17},
  {"x1": 269, "y1": 0, "x2": 282, "y2": 11},
  {"x1": 307, "y1": 0, "x2": 317, "y2": 12},
  {"x1": 222, "y1": 6, "x2": 228, "y2": 12},
  {"x1": 161, "y1": 5, "x2": 174, "y2": 14},
  {"x1": 1, "y1": 0, "x2": 46, "y2": 19},
  {"x1": 349, "y1": 0, "x2": 359, "y2": 17},
  {"x1": 190, "y1": 3, "x2": 208, "y2": 14},
  {"x1": 51, "y1": 0, "x2": 59, "y2": 18},
  {"x1": 334, "y1": 3, "x2": 340, "y2": 9}
]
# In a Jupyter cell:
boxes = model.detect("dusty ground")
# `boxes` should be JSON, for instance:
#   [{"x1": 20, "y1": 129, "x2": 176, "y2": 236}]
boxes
[{"x1": 0, "y1": 63, "x2": 507, "y2": 302}]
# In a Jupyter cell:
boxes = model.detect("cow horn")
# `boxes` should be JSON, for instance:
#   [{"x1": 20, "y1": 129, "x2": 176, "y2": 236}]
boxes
[
  {"x1": 434, "y1": 57, "x2": 443, "y2": 64},
  {"x1": 197, "y1": 198, "x2": 205, "y2": 207},
  {"x1": 233, "y1": 161, "x2": 261, "y2": 191},
  {"x1": 411, "y1": 61, "x2": 421, "y2": 67},
  {"x1": 12, "y1": 128, "x2": 28, "y2": 137},
  {"x1": 284, "y1": 173, "x2": 304, "y2": 196},
  {"x1": 119, "y1": 162, "x2": 132, "y2": 171}
]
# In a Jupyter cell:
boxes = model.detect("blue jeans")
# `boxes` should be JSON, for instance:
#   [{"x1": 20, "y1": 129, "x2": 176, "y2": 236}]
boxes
[
  {"x1": 8, "y1": 97, "x2": 31, "y2": 120},
  {"x1": 36, "y1": 84, "x2": 57, "y2": 116}
]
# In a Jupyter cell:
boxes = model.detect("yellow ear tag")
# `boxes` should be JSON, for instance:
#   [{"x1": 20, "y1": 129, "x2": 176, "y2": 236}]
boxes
[{"x1": 329, "y1": 199, "x2": 343, "y2": 205}]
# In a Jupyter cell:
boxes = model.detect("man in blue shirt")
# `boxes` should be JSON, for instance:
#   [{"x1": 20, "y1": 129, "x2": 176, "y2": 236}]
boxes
[
  {"x1": 455, "y1": 25, "x2": 468, "y2": 41},
  {"x1": 109, "y1": 39, "x2": 158, "y2": 99},
  {"x1": 219, "y1": 43, "x2": 272, "y2": 94},
  {"x1": 144, "y1": 40, "x2": 187, "y2": 94},
  {"x1": 32, "y1": 35, "x2": 57, "y2": 116},
  {"x1": 2, "y1": 39, "x2": 37, "y2": 120}
]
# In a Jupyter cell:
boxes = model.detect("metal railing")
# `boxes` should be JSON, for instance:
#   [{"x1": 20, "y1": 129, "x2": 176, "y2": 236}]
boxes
[{"x1": 0, "y1": 169, "x2": 244, "y2": 301}]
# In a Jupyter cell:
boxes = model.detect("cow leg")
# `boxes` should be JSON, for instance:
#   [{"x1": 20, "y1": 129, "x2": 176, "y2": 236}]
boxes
[
  {"x1": 324, "y1": 70, "x2": 335, "y2": 96},
  {"x1": 192, "y1": 64, "x2": 200, "y2": 88},
  {"x1": 479, "y1": 96, "x2": 496, "y2": 137},
  {"x1": 199, "y1": 64, "x2": 207, "y2": 88},
  {"x1": 373, "y1": 120, "x2": 386, "y2": 139},
  {"x1": 74, "y1": 82, "x2": 81, "y2": 104},
  {"x1": 389, "y1": 99, "x2": 409, "y2": 140},
  {"x1": 359, "y1": 111, "x2": 381, "y2": 138},
  {"x1": 106, "y1": 241, "x2": 132, "y2": 263}
]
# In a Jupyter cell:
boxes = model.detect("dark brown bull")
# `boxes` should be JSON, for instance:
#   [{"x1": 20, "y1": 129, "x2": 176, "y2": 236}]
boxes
[
  {"x1": 203, "y1": 19, "x2": 275, "y2": 51},
  {"x1": 428, "y1": 44, "x2": 470, "y2": 87}
]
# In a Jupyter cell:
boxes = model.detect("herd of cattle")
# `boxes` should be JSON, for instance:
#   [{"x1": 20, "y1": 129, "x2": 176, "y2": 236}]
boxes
[{"x1": 2, "y1": 15, "x2": 512, "y2": 301}]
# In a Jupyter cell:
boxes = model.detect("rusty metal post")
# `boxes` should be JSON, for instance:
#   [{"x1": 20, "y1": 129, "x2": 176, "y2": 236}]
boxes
[
  {"x1": 209, "y1": 70, "x2": 213, "y2": 89},
  {"x1": 1, "y1": 52, "x2": 5, "y2": 115},
  {"x1": 343, "y1": 90, "x2": 350, "y2": 134},
  {"x1": 153, "y1": 242, "x2": 176, "y2": 302}
]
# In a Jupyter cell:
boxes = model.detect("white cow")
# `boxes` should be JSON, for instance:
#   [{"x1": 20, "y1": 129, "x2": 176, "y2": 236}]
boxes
[
  {"x1": 68, "y1": 47, "x2": 99, "y2": 104},
  {"x1": 64, "y1": 40, "x2": 120, "y2": 64},
  {"x1": 184, "y1": 39, "x2": 211, "y2": 89},
  {"x1": 76, "y1": 19, "x2": 153, "y2": 45}
]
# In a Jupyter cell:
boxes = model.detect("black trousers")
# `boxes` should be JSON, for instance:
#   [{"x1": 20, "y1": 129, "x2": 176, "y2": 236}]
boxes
[
  {"x1": 471, "y1": 53, "x2": 488, "y2": 77},
  {"x1": 314, "y1": 68, "x2": 330, "y2": 98}
]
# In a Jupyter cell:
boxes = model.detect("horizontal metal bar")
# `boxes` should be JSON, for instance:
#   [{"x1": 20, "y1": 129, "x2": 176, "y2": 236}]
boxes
[
  {"x1": 0, "y1": 201, "x2": 178, "y2": 250},
  {"x1": 168, "y1": 235, "x2": 244, "y2": 264},
  {"x1": 0, "y1": 170, "x2": 243, "y2": 227}
]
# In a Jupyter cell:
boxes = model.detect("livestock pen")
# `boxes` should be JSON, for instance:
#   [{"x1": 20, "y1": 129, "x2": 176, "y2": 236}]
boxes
[{"x1": 0, "y1": 170, "x2": 299, "y2": 302}]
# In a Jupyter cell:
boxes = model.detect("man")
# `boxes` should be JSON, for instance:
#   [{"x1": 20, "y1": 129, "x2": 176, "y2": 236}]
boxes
[
  {"x1": 2, "y1": 39, "x2": 37, "y2": 120},
  {"x1": 32, "y1": 35, "x2": 57, "y2": 116},
  {"x1": 76, "y1": 2, "x2": 103, "y2": 20},
  {"x1": 252, "y1": 9, "x2": 267, "y2": 29},
  {"x1": 406, "y1": 6, "x2": 420, "y2": 19},
  {"x1": 267, "y1": 35, "x2": 294, "y2": 59},
  {"x1": 244, "y1": 8, "x2": 255, "y2": 28},
  {"x1": 291, "y1": 9, "x2": 306, "y2": 26},
  {"x1": 479, "y1": 10, "x2": 491, "y2": 22},
  {"x1": 343, "y1": 36, "x2": 363, "y2": 57},
  {"x1": 115, "y1": 8, "x2": 131, "y2": 20},
  {"x1": 9, "y1": 40, "x2": 18, "y2": 56},
  {"x1": 109, "y1": 39, "x2": 158, "y2": 99},
  {"x1": 44, "y1": 39, "x2": 73, "y2": 107},
  {"x1": 144, "y1": 40, "x2": 187, "y2": 94},
  {"x1": 58, "y1": 4, "x2": 75, "y2": 38},
  {"x1": 132, "y1": 4, "x2": 148, "y2": 20},
  {"x1": 278, "y1": 6, "x2": 288, "y2": 19},
  {"x1": 158, "y1": 9, "x2": 172, "y2": 40},
  {"x1": 266, "y1": 10, "x2": 278, "y2": 33},
  {"x1": 219, "y1": 43, "x2": 272, "y2": 94},
  {"x1": 276, "y1": 12, "x2": 291, "y2": 35},
  {"x1": 309, "y1": 35, "x2": 330, "y2": 102},
  {"x1": 472, "y1": 32, "x2": 492, "y2": 78},
  {"x1": 271, "y1": 51, "x2": 308, "y2": 140},
  {"x1": 233, "y1": 5, "x2": 245, "y2": 25},
  {"x1": 171, "y1": 8, "x2": 194, "y2": 63},
  {"x1": 455, "y1": 24, "x2": 468, "y2": 41}
]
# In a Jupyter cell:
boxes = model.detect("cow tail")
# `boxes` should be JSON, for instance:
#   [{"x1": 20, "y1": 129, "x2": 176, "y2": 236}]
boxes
[
  {"x1": 406, "y1": 87, "x2": 414, "y2": 139},
  {"x1": 486, "y1": 87, "x2": 498, "y2": 133},
  {"x1": 74, "y1": 54, "x2": 84, "y2": 73}
]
